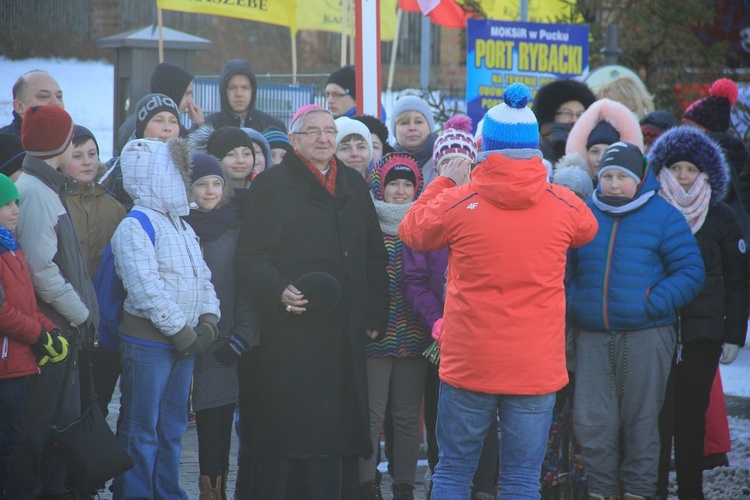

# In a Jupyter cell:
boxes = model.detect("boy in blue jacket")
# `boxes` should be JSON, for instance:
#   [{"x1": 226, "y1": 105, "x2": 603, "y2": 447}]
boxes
[{"x1": 566, "y1": 142, "x2": 705, "y2": 500}]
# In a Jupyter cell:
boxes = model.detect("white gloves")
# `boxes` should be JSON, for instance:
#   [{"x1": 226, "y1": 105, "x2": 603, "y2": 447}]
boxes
[{"x1": 720, "y1": 343, "x2": 740, "y2": 365}]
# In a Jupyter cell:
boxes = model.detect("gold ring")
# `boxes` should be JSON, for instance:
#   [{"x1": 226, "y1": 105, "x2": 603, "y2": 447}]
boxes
[{"x1": 285, "y1": 305, "x2": 292, "y2": 312}]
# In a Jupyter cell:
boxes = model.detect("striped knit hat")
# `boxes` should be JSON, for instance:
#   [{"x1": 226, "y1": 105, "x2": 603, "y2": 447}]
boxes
[
  {"x1": 21, "y1": 105, "x2": 74, "y2": 159},
  {"x1": 262, "y1": 126, "x2": 293, "y2": 153},
  {"x1": 433, "y1": 115, "x2": 478, "y2": 166},
  {"x1": 481, "y1": 83, "x2": 539, "y2": 151}
]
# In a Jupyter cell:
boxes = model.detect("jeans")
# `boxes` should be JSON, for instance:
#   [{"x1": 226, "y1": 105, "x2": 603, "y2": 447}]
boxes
[
  {"x1": 112, "y1": 340, "x2": 194, "y2": 500},
  {"x1": 431, "y1": 381, "x2": 555, "y2": 499}
]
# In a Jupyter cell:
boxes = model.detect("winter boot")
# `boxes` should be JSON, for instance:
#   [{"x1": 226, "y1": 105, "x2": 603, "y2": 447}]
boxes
[
  {"x1": 392, "y1": 482, "x2": 415, "y2": 500},
  {"x1": 359, "y1": 479, "x2": 383, "y2": 500}
]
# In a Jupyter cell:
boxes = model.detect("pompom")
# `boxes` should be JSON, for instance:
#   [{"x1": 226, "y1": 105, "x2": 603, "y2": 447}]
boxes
[
  {"x1": 443, "y1": 115, "x2": 473, "y2": 133},
  {"x1": 398, "y1": 88, "x2": 425, "y2": 98},
  {"x1": 503, "y1": 83, "x2": 531, "y2": 109},
  {"x1": 709, "y1": 78, "x2": 738, "y2": 105}
]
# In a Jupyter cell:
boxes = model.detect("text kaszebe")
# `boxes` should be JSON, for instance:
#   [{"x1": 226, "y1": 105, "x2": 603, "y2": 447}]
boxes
[
  {"x1": 202, "y1": 0, "x2": 268, "y2": 8},
  {"x1": 475, "y1": 40, "x2": 582, "y2": 74}
]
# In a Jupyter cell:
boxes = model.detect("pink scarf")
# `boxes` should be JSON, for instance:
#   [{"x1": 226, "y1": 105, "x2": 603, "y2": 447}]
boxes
[{"x1": 658, "y1": 169, "x2": 711, "y2": 234}]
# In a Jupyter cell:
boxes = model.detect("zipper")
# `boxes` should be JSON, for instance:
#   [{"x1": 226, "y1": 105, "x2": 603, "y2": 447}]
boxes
[
  {"x1": 2, "y1": 337, "x2": 7, "y2": 359},
  {"x1": 602, "y1": 219, "x2": 619, "y2": 331}
]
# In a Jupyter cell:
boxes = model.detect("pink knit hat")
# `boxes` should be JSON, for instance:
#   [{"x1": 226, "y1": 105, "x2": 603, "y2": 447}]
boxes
[
  {"x1": 433, "y1": 115, "x2": 478, "y2": 166},
  {"x1": 291, "y1": 104, "x2": 327, "y2": 128}
]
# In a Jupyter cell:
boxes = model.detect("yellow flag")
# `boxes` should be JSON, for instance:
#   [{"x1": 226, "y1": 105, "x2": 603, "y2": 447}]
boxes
[
  {"x1": 482, "y1": 0, "x2": 584, "y2": 23},
  {"x1": 157, "y1": 0, "x2": 296, "y2": 30},
  {"x1": 295, "y1": 0, "x2": 398, "y2": 42}
]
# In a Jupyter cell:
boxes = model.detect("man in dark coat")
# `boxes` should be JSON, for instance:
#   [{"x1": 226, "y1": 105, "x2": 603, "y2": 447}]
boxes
[
  {"x1": 205, "y1": 59, "x2": 287, "y2": 133},
  {"x1": 235, "y1": 104, "x2": 389, "y2": 498},
  {"x1": 0, "y1": 70, "x2": 64, "y2": 136}
]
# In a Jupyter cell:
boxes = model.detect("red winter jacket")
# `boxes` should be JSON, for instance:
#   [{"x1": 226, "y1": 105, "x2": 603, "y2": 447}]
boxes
[
  {"x1": 399, "y1": 152, "x2": 597, "y2": 394},
  {"x1": 0, "y1": 243, "x2": 58, "y2": 380}
]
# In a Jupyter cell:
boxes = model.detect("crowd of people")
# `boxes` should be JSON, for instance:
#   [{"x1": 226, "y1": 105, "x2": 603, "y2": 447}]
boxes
[{"x1": 0, "y1": 59, "x2": 747, "y2": 500}]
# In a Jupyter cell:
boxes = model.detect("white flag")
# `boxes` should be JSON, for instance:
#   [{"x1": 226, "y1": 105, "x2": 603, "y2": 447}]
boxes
[{"x1": 417, "y1": 0, "x2": 440, "y2": 14}]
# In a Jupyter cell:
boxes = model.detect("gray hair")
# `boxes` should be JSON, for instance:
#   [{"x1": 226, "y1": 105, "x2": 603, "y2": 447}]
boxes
[{"x1": 289, "y1": 108, "x2": 334, "y2": 134}]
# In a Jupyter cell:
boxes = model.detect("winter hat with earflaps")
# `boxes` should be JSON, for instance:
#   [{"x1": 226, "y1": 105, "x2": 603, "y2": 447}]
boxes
[
  {"x1": 481, "y1": 83, "x2": 539, "y2": 152},
  {"x1": 682, "y1": 78, "x2": 739, "y2": 134}
]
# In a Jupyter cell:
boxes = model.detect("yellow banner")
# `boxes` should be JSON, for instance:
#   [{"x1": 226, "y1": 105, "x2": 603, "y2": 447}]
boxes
[
  {"x1": 156, "y1": 0, "x2": 296, "y2": 29},
  {"x1": 481, "y1": 0, "x2": 584, "y2": 24},
  {"x1": 295, "y1": 0, "x2": 398, "y2": 41}
]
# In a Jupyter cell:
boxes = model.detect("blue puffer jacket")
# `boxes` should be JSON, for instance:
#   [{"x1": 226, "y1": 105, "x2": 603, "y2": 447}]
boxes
[{"x1": 568, "y1": 168, "x2": 705, "y2": 332}]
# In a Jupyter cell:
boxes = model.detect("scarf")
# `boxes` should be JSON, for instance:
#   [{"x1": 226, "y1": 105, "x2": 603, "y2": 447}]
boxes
[
  {"x1": 395, "y1": 133, "x2": 437, "y2": 169},
  {"x1": 182, "y1": 203, "x2": 239, "y2": 242},
  {"x1": 297, "y1": 151, "x2": 338, "y2": 196},
  {"x1": 592, "y1": 189, "x2": 656, "y2": 217},
  {"x1": 658, "y1": 169, "x2": 711, "y2": 234},
  {"x1": 372, "y1": 196, "x2": 413, "y2": 236},
  {"x1": 0, "y1": 226, "x2": 18, "y2": 252}
]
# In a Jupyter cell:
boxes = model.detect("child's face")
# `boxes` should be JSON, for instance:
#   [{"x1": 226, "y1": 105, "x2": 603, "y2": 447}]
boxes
[
  {"x1": 252, "y1": 143, "x2": 266, "y2": 174},
  {"x1": 221, "y1": 146, "x2": 255, "y2": 187},
  {"x1": 64, "y1": 138, "x2": 99, "y2": 184},
  {"x1": 270, "y1": 148, "x2": 287, "y2": 166},
  {"x1": 0, "y1": 200, "x2": 19, "y2": 231},
  {"x1": 143, "y1": 111, "x2": 180, "y2": 141},
  {"x1": 668, "y1": 161, "x2": 701, "y2": 192},
  {"x1": 599, "y1": 170, "x2": 638, "y2": 199},
  {"x1": 336, "y1": 137, "x2": 371, "y2": 176},
  {"x1": 383, "y1": 179, "x2": 416, "y2": 205},
  {"x1": 586, "y1": 143, "x2": 609, "y2": 180},
  {"x1": 371, "y1": 135, "x2": 384, "y2": 164},
  {"x1": 395, "y1": 111, "x2": 430, "y2": 152},
  {"x1": 191, "y1": 177, "x2": 224, "y2": 212}
]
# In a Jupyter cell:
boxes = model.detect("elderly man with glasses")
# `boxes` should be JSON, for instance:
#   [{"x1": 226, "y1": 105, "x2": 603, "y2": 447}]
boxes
[{"x1": 234, "y1": 104, "x2": 389, "y2": 498}]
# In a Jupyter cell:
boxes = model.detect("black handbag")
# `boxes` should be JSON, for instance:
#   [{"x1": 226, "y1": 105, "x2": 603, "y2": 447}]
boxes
[{"x1": 46, "y1": 359, "x2": 134, "y2": 495}]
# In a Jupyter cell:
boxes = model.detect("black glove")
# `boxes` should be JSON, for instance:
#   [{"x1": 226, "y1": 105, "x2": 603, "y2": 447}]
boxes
[
  {"x1": 32, "y1": 327, "x2": 69, "y2": 365},
  {"x1": 178, "y1": 324, "x2": 215, "y2": 358},
  {"x1": 214, "y1": 334, "x2": 249, "y2": 366}
]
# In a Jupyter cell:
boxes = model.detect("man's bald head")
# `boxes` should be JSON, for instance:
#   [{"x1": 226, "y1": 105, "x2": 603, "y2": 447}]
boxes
[{"x1": 12, "y1": 70, "x2": 64, "y2": 118}]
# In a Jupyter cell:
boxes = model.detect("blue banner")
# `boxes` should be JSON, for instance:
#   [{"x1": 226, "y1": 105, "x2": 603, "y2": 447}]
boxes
[{"x1": 466, "y1": 19, "x2": 589, "y2": 134}]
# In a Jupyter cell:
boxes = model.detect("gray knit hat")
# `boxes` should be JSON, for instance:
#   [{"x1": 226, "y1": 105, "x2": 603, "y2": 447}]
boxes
[
  {"x1": 553, "y1": 165, "x2": 594, "y2": 200},
  {"x1": 390, "y1": 89, "x2": 436, "y2": 135}
]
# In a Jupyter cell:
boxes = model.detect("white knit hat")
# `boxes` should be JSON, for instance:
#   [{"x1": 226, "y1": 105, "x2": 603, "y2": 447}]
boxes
[{"x1": 334, "y1": 116, "x2": 373, "y2": 160}]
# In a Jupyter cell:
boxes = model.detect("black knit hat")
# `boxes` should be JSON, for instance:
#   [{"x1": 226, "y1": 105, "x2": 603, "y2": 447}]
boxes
[
  {"x1": 134, "y1": 93, "x2": 180, "y2": 139},
  {"x1": 586, "y1": 121, "x2": 621, "y2": 150},
  {"x1": 295, "y1": 272, "x2": 341, "y2": 313},
  {"x1": 0, "y1": 135, "x2": 25, "y2": 177},
  {"x1": 207, "y1": 126, "x2": 256, "y2": 160},
  {"x1": 326, "y1": 65, "x2": 356, "y2": 100},
  {"x1": 532, "y1": 79, "x2": 596, "y2": 126},
  {"x1": 73, "y1": 125, "x2": 100, "y2": 155},
  {"x1": 682, "y1": 78, "x2": 739, "y2": 134},
  {"x1": 353, "y1": 115, "x2": 392, "y2": 153},
  {"x1": 150, "y1": 62, "x2": 194, "y2": 105},
  {"x1": 599, "y1": 142, "x2": 645, "y2": 183}
]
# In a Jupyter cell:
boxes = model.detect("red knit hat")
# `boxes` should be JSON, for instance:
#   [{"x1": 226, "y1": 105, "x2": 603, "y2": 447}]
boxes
[{"x1": 21, "y1": 105, "x2": 74, "y2": 159}]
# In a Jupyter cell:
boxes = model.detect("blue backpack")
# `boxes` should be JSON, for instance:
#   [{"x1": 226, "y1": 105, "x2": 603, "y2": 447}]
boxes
[{"x1": 93, "y1": 210, "x2": 155, "y2": 351}]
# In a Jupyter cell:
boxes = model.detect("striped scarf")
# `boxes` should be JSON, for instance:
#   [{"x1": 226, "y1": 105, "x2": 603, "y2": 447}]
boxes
[
  {"x1": 297, "y1": 151, "x2": 337, "y2": 196},
  {"x1": 366, "y1": 233, "x2": 430, "y2": 358},
  {"x1": 658, "y1": 169, "x2": 711, "y2": 234}
]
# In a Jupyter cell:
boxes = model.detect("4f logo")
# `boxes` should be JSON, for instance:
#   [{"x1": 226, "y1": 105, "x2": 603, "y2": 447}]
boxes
[{"x1": 467, "y1": 202, "x2": 479, "y2": 210}]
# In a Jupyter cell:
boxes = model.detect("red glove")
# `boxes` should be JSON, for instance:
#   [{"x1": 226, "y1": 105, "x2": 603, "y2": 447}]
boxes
[{"x1": 431, "y1": 318, "x2": 443, "y2": 341}]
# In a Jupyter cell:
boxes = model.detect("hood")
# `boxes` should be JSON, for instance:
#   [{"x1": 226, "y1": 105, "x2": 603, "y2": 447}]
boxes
[
  {"x1": 120, "y1": 138, "x2": 191, "y2": 216},
  {"x1": 566, "y1": 98, "x2": 643, "y2": 157},
  {"x1": 220, "y1": 60, "x2": 258, "y2": 117},
  {"x1": 648, "y1": 126, "x2": 729, "y2": 206},
  {"x1": 471, "y1": 152, "x2": 549, "y2": 210},
  {"x1": 241, "y1": 128, "x2": 273, "y2": 170}
]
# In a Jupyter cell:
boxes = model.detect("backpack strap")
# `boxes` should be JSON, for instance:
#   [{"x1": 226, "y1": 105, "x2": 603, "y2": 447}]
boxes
[{"x1": 127, "y1": 209, "x2": 155, "y2": 245}]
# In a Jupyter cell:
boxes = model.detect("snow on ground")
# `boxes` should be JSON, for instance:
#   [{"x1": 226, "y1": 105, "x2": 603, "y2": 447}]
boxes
[{"x1": 722, "y1": 343, "x2": 750, "y2": 398}]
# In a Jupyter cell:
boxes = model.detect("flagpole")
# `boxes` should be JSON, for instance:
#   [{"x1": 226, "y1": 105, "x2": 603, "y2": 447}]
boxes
[
  {"x1": 157, "y1": 7, "x2": 164, "y2": 63},
  {"x1": 291, "y1": 29, "x2": 297, "y2": 85},
  {"x1": 387, "y1": 8, "x2": 402, "y2": 93},
  {"x1": 340, "y1": 0, "x2": 348, "y2": 67},
  {"x1": 349, "y1": 2, "x2": 355, "y2": 66}
]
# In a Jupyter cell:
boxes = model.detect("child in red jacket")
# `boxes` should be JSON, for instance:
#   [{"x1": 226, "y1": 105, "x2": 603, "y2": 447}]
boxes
[{"x1": 0, "y1": 173, "x2": 68, "y2": 494}]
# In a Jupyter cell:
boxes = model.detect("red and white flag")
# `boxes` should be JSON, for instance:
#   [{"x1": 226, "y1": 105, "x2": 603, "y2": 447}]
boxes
[{"x1": 417, "y1": 0, "x2": 440, "y2": 14}]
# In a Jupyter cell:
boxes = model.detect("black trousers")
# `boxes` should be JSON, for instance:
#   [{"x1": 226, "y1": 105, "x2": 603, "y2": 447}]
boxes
[
  {"x1": 196, "y1": 403, "x2": 236, "y2": 478},
  {"x1": 657, "y1": 340, "x2": 722, "y2": 499}
]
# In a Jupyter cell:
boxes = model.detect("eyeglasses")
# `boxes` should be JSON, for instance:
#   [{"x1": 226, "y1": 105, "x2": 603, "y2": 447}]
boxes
[
  {"x1": 555, "y1": 110, "x2": 585, "y2": 121},
  {"x1": 292, "y1": 128, "x2": 338, "y2": 139},
  {"x1": 325, "y1": 91, "x2": 350, "y2": 99}
]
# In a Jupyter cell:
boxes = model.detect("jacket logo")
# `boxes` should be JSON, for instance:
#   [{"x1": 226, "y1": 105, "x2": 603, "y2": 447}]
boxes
[{"x1": 467, "y1": 202, "x2": 479, "y2": 210}]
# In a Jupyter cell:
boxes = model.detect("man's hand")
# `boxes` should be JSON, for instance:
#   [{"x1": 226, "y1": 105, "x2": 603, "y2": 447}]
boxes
[
  {"x1": 439, "y1": 157, "x2": 472, "y2": 186},
  {"x1": 720, "y1": 343, "x2": 740, "y2": 365},
  {"x1": 281, "y1": 284, "x2": 308, "y2": 314}
]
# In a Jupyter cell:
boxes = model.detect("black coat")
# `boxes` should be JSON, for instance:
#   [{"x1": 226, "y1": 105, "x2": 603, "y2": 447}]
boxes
[
  {"x1": 680, "y1": 202, "x2": 749, "y2": 346},
  {"x1": 236, "y1": 151, "x2": 389, "y2": 459}
]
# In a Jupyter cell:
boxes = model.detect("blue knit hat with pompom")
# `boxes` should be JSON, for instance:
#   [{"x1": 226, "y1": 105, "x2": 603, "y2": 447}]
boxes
[{"x1": 481, "y1": 83, "x2": 539, "y2": 152}]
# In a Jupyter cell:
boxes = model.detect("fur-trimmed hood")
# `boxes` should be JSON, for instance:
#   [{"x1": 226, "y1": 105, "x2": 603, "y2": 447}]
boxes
[
  {"x1": 648, "y1": 125, "x2": 729, "y2": 205},
  {"x1": 566, "y1": 98, "x2": 643, "y2": 156},
  {"x1": 120, "y1": 137, "x2": 192, "y2": 215}
]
